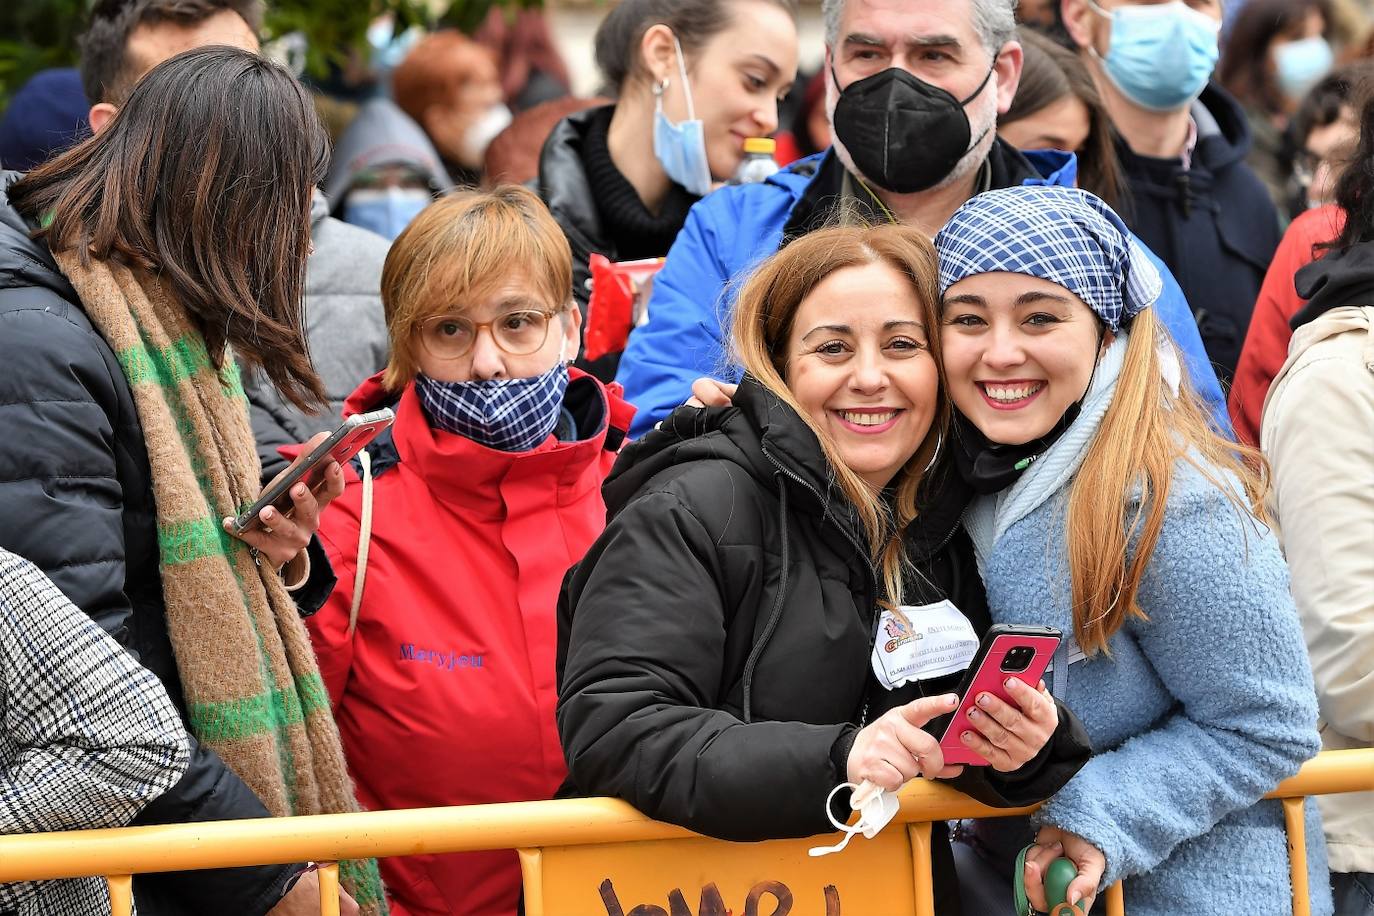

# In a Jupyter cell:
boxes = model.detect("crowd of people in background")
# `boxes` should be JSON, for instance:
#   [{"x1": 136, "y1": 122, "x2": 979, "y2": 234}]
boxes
[{"x1": 0, "y1": 0, "x2": 1370, "y2": 915}]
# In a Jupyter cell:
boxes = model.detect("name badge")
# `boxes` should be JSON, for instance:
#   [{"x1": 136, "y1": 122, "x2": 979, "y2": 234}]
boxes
[{"x1": 870, "y1": 600, "x2": 979, "y2": 691}]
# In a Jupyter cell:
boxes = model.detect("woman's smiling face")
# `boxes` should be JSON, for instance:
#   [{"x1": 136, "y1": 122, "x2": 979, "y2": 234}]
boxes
[
  {"x1": 940, "y1": 271, "x2": 1105, "y2": 445},
  {"x1": 785, "y1": 261, "x2": 939, "y2": 490}
]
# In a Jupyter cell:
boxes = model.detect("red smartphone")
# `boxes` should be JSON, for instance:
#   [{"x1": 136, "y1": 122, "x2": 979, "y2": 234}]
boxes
[
  {"x1": 940, "y1": 624, "x2": 1061, "y2": 766},
  {"x1": 229, "y1": 408, "x2": 394, "y2": 535}
]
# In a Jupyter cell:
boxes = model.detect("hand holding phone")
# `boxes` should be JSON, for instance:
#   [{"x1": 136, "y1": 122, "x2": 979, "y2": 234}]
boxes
[
  {"x1": 940, "y1": 625, "x2": 1061, "y2": 768},
  {"x1": 223, "y1": 410, "x2": 393, "y2": 572},
  {"x1": 229, "y1": 409, "x2": 394, "y2": 536}
]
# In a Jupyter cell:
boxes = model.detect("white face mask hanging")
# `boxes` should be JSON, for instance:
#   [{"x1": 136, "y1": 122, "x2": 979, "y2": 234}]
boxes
[
  {"x1": 651, "y1": 34, "x2": 714, "y2": 197},
  {"x1": 807, "y1": 780, "x2": 900, "y2": 857}
]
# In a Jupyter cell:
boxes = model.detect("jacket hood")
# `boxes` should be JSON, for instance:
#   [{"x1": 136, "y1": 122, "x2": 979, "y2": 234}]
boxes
[
  {"x1": 0, "y1": 170, "x2": 78, "y2": 303},
  {"x1": 603, "y1": 374, "x2": 971, "y2": 563},
  {"x1": 1191, "y1": 84, "x2": 1253, "y2": 173},
  {"x1": 322, "y1": 98, "x2": 454, "y2": 211},
  {"x1": 1288, "y1": 304, "x2": 1374, "y2": 354},
  {"x1": 1293, "y1": 238, "x2": 1374, "y2": 331}
]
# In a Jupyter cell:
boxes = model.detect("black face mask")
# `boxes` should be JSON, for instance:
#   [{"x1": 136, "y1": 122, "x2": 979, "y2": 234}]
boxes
[
  {"x1": 950, "y1": 404, "x2": 1081, "y2": 495},
  {"x1": 830, "y1": 63, "x2": 995, "y2": 195}
]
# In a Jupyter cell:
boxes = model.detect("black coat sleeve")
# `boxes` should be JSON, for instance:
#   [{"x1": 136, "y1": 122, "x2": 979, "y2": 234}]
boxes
[
  {"x1": 132, "y1": 736, "x2": 300, "y2": 916},
  {"x1": 0, "y1": 292, "x2": 301, "y2": 915},
  {"x1": 557, "y1": 489, "x2": 848, "y2": 841},
  {"x1": 0, "y1": 289, "x2": 135, "y2": 642},
  {"x1": 941, "y1": 699, "x2": 1092, "y2": 808},
  {"x1": 244, "y1": 367, "x2": 316, "y2": 486}
]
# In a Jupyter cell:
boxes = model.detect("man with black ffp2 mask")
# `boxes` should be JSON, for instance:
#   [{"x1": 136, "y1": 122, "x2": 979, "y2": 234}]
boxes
[{"x1": 615, "y1": 0, "x2": 1228, "y2": 439}]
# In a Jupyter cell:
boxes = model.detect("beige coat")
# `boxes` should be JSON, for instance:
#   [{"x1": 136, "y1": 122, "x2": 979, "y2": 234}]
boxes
[{"x1": 1262, "y1": 305, "x2": 1374, "y2": 873}]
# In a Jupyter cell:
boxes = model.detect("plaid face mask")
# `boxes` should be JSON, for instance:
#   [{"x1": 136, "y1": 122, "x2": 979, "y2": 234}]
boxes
[{"x1": 415, "y1": 363, "x2": 569, "y2": 452}]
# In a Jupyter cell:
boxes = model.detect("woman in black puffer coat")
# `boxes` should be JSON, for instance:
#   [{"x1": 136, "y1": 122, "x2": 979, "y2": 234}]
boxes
[{"x1": 557, "y1": 225, "x2": 1090, "y2": 915}]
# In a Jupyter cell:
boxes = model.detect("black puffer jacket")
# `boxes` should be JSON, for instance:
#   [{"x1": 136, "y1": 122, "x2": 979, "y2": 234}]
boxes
[
  {"x1": 557, "y1": 376, "x2": 1090, "y2": 913},
  {"x1": 0, "y1": 171, "x2": 333, "y2": 915}
]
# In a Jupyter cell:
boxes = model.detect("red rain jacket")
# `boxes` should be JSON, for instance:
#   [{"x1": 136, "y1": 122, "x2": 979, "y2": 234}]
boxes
[
  {"x1": 306, "y1": 369, "x2": 632, "y2": 915},
  {"x1": 1229, "y1": 204, "x2": 1343, "y2": 446}
]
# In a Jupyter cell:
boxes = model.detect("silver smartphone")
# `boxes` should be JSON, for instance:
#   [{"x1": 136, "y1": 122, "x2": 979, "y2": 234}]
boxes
[{"x1": 229, "y1": 408, "x2": 395, "y2": 535}]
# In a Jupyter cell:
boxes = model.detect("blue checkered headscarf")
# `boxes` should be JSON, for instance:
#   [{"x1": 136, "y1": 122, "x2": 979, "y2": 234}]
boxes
[{"x1": 934, "y1": 186, "x2": 1162, "y2": 331}]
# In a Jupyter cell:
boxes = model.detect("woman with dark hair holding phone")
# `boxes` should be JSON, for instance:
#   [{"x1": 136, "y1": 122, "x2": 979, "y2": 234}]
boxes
[
  {"x1": 557, "y1": 223, "x2": 1089, "y2": 915},
  {"x1": 0, "y1": 46, "x2": 381, "y2": 916},
  {"x1": 933, "y1": 185, "x2": 1328, "y2": 916},
  {"x1": 534, "y1": 0, "x2": 800, "y2": 379}
]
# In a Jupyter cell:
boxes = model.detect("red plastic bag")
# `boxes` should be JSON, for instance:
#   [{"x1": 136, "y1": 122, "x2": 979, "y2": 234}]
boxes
[{"x1": 584, "y1": 254, "x2": 665, "y2": 363}]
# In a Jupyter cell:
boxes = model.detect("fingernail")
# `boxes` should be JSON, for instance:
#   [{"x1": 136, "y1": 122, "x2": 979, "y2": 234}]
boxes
[
  {"x1": 1069, "y1": 891, "x2": 1081, "y2": 905},
  {"x1": 944, "y1": 694, "x2": 958, "y2": 707},
  {"x1": 1004, "y1": 678, "x2": 1017, "y2": 690},
  {"x1": 961, "y1": 731, "x2": 974, "y2": 743},
  {"x1": 293, "y1": 484, "x2": 306, "y2": 498},
  {"x1": 262, "y1": 508, "x2": 276, "y2": 521},
  {"x1": 967, "y1": 708, "x2": 981, "y2": 720},
  {"x1": 977, "y1": 693, "x2": 992, "y2": 707}
]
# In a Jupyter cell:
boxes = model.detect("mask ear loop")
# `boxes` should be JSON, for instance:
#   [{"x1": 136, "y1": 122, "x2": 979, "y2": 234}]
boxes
[
  {"x1": 807, "y1": 783, "x2": 866, "y2": 857},
  {"x1": 669, "y1": 34, "x2": 697, "y2": 121}
]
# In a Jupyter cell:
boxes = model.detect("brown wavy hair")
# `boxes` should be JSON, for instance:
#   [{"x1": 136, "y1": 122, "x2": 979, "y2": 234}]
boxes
[
  {"x1": 731, "y1": 224, "x2": 946, "y2": 605},
  {"x1": 11, "y1": 46, "x2": 329, "y2": 412}
]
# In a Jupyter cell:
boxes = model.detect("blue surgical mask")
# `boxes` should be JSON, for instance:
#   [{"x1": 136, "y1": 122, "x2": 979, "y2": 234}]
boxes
[
  {"x1": 343, "y1": 188, "x2": 431, "y2": 241},
  {"x1": 1087, "y1": 0, "x2": 1220, "y2": 112},
  {"x1": 652, "y1": 34, "x2": 714, "y2": 197},
  {"x1": 414, "y1": 363, "x2": 569, "y2": 452},
  {"x1": 1275, "y1": 36, "x2": 1334, "y2": 104}
]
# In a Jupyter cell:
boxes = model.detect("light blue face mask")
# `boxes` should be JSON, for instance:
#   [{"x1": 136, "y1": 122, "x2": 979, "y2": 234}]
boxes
[
  {"x1": 1087, "y1": 0, "x2": 1220, "y2": 113},
  {"x1": 1275, "y1": 36, "x2": 1334, "y2": 104},
  {"x1": 652, "y1": 35, "x2": 714, "y2": 197},
  {"x1": 342, "y1": 188, "x2": 431, "y2": 241}
]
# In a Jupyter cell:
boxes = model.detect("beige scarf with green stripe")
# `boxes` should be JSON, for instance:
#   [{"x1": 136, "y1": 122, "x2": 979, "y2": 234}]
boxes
[{"x1": 55, "y1": 253, "x2": 386, "y2": 914}]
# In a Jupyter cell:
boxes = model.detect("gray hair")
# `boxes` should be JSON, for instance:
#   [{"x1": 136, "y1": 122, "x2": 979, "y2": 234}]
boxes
[{"x1": 821, "y1": 0, "x2": 1018, "y2": 61}]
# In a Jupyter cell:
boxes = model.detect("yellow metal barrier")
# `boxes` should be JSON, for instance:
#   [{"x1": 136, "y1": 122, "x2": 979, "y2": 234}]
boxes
[{"x1": 0, "y1": 749, "x2": 1369, "y2": 915}]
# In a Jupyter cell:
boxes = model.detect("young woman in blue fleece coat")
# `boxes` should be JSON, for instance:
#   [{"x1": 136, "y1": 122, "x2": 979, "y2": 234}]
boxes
[{"x1": 931, "y1": 185, "x2": 1330, "y2": 916}]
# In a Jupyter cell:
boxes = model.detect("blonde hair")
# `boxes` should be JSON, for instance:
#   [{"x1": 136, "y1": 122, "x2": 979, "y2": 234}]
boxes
[
  {"x1": 1065, "y1": 308, "x2": 1268, "y2": 655},
  {"x1": 379, "y1": 184, "x2": 573, "y2": 390},
  {"x1": 731, "y1": 224, "x2": 947, "y2": 605}
]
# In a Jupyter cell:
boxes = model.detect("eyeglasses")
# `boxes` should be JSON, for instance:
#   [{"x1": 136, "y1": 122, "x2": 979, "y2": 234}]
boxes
[{"x1": 416, "y1": 308, "x2": 558, "y2": 360}]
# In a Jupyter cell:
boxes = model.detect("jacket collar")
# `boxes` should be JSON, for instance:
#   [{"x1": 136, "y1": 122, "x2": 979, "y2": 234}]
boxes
[
  {"x1": 780, "y1": 140, "x2": 1058, "y2": 243},
  {"x1": 1115, "y1": 83, "x2": 1252, "y2": 180},
  {"x1": 365, "y1": 368, "x2": 627, "y2": 516},
  {"x1": 537, "y1": 105, "x2": 615, "y2": 261},
  {"x1": 0, "y1": 170, "x2": 80, "y2": 305}
]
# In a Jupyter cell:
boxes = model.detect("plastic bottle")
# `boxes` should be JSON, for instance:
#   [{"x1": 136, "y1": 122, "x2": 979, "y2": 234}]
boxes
[{"x1": 728, "y1": 137, "x2": 780, "y2": 185}]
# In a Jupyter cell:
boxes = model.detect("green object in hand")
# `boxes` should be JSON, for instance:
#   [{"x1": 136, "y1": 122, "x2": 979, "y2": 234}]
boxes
[
  {"x1": 1014, "y1": 843, "x2": 1083, "y2": 915},
  {"x1": 1045, "y1": 857, "x2": 1079, "y2": 912}
]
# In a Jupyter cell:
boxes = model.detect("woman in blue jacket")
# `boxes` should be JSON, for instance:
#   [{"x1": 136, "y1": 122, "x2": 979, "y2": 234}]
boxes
[{"x1": 932, "y1": 185, "x2": 1329, "y2": 915}]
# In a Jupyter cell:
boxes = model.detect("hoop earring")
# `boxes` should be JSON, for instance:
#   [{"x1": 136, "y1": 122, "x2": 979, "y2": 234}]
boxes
[{"x1": 921, "y1": 431, "x2": 944, "y2": 476}]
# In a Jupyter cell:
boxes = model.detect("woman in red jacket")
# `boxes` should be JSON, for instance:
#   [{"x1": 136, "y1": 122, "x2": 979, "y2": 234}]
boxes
[{"x1": 306, "y1": 185, "x2": 634, "y2": 916}]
